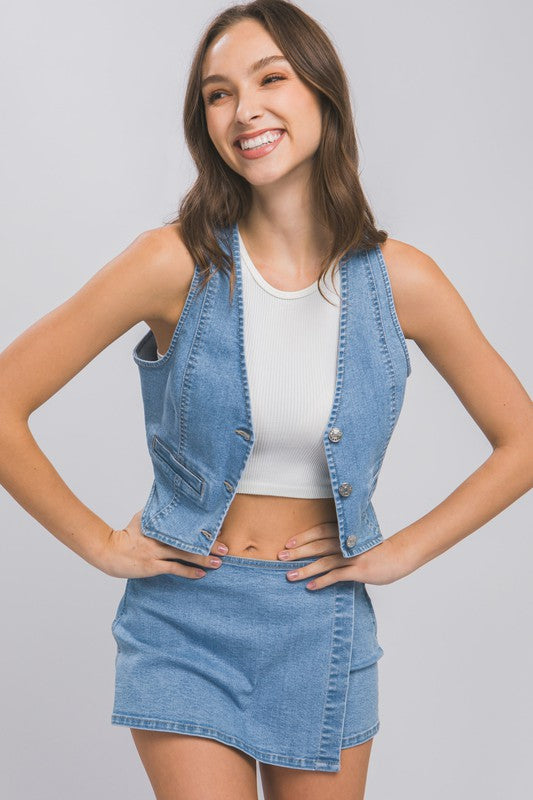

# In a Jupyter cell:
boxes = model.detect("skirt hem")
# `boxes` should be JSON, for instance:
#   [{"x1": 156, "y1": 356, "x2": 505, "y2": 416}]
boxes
[{"x1": 110, "y1": 713, "x2": 380, "y2": 772}]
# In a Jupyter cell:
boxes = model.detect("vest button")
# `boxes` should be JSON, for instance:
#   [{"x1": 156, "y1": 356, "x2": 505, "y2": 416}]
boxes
[
  {"x1": 346, "y1": 534, "x2": 357, "y2": 547},
  {"x1": 328, "y1": 427, "x2": 343, "y2": 442},
  {"x1": 200, "y1": 529, "x2": 213, "y2": 539},
  {"x1": 224, "y1": 480, "x2": 234, "y2": 492},
  {"x1": 338, "y1": 482, "x2": 352, "y2": 497}
]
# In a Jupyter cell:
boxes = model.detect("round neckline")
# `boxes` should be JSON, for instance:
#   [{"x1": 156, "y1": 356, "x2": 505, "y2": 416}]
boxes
[{"x1": 237, "y1": 225, "x2": 319, "y2": 299}]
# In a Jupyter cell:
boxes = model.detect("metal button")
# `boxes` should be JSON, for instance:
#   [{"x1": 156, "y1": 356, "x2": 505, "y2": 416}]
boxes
[
  {"x1": 200, "y1": 529, "x2": 213, "y2": 539},
  {"x1": 223, "y1": 480, "x2": 234, "y2": 492},
  {"x1": 328, "y1": 427, "x2": 343, "y2": 442},
  {"x1": 346, "y1": 534, "x2": 357, "y2": 547},
  {"x1": 338, "y1": 482, "x2": 352, "y2": 497}
]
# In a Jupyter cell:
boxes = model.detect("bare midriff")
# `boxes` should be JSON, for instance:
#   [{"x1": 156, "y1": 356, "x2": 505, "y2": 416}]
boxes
[{"x1": 217, "y1": 493, "x2": 338, "y2": 560}]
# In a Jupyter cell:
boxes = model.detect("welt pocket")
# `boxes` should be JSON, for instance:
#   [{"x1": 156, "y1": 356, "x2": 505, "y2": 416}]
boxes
[{"x1": 151, "y1": 435, "x2": 205, "y2": 497}]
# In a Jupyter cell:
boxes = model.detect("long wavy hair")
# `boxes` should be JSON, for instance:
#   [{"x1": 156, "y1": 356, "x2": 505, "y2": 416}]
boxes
[{"x1": 166, "y1": 0, "x2": 388, "y2": 303}]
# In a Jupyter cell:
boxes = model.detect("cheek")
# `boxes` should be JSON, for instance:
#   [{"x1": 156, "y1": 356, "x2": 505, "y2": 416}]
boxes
[
  {"x1": 291, "y1": 114, "x2": 322, "y2": 155},
  {"x1": 285, "y1": 92, "x2": 322, "y2": 143}
]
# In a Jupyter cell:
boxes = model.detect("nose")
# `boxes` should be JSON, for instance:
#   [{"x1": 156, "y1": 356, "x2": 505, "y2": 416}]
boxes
[
  {"x1": 235, "y1": 108, "x2": 262, "y2": 128},
  {"x1": 235, "y1": 92, "x2": 263, "y2": 127}
]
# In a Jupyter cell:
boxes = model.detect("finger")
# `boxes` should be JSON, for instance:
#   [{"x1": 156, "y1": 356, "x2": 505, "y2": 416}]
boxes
[
  {"x1": 285, "y1": 554, "x2": 342, "y2": 581},
  {"x1": 279, "y1": 534, "x2": 341, "y2": 561},
  {"x1": 150, "y1": 543, "x2": 224, "y2": 572},
  {"x1": 152, "y1": 559, "x2": 209, "y2": 579},
  {"x1": 210, "y1": 540, "x2": 230, "y2": 555},
  {"x1": 305, "y1": 564, "x2": 357, "y2": 591},
  {"x1": 284, "y1": 521, "x2": 339, "y2": 549}
]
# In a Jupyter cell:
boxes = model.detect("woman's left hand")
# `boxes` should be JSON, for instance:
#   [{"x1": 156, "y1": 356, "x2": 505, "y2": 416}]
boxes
[{"x1": 277, "y1": 522, "x2": 414, "y2": 589}]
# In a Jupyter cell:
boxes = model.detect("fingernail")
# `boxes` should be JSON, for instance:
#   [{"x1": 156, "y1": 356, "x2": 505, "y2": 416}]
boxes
[
  {"x1": 286, "y1": 538, "x2": 296, "y2": 547},
  {"x1": 216, "y1": 544, "x2": 229, "y2": 554},
  {"x1": 287, "y1": 570, "x2": 299, "y2": 579},
  {"x1": 278, "y1": 551, "x2": 290, "y2": 560},
  {"x1": 307, "y1": 580, "x2": 317, "y2": 589},
  {"x1": 195, "y1": 569, "x2": 206, "y2": 577},
  {"x1": 209, "y1": 558, "x2": 221, "y2": 566}
]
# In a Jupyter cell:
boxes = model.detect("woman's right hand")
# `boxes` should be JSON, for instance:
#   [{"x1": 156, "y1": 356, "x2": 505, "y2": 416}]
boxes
[{"x1": 96, "y1": 510, "x2": 229, "y2": 579}]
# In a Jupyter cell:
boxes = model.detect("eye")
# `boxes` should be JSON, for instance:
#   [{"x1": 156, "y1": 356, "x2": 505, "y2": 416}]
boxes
[
  {"x1": 262, "y1": 73, "x2": 286, "y2": 85},
  {"x1": 205, "y1": 74, "x2": 287, "y2": 105}
]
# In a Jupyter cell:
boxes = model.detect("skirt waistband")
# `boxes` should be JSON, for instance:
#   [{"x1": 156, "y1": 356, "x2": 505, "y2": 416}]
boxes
[
  {"x1": 213, "y1": 554, "x2": 320, "y2": 569},
  {"x1": 172, "y1": 553, "x2": 322, "y2": 569}
]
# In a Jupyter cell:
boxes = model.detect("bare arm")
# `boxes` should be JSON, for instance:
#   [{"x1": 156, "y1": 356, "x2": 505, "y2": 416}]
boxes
[
  {"x1": 386, "y1": 239, "x2": 533, "y2": 574},
  {"x1": 0, "y1": 224, "x2": 193, "y2": 569}
]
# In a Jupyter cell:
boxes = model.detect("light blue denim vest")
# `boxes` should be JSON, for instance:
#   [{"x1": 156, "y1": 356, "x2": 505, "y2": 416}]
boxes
[{"x1": 133, "y1": 222, "x2": 411, "y2": 558}]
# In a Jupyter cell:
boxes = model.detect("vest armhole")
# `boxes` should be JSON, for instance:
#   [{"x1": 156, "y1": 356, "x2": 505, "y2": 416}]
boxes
[{"x1": 132, "y1": 262, "x2": 200, "y2": 369}]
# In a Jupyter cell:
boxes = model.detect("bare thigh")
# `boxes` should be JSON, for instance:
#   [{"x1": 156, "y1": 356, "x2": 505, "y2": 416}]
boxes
[
  {"x1": 130, "y1": 729, "x2": 259, "y2": 800},
  {"x1": 258, "y1": 738, "x2": 374, "y2": 800}
]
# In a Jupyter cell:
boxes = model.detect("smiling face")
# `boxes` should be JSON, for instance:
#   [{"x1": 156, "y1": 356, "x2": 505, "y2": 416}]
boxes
[{"x1": 201, "y1": 18, "x2": 323, "y2": 189}]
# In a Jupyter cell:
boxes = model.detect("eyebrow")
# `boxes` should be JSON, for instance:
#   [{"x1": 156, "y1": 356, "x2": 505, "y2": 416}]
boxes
[{"x1": 201, "y1": 55, "x2": 290, "y2": 90}]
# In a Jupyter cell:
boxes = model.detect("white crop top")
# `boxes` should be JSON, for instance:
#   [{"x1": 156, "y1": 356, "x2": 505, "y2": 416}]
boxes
[{"x1": 157, "y1": 226, "x2": 341, "y2": 498}]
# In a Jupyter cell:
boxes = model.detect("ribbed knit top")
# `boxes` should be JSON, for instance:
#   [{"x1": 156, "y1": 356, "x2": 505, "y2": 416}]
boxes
[{"x1": 157, "y1": 226, "x2": 341, "y2": 498}]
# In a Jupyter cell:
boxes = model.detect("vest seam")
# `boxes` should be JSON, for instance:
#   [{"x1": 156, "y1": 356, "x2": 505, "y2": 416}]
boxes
[
  {"x1": 374, "y1": 243, "x2": 412, "y2": 377},
  {"x1": 364, "y1": 249, "x2": 398, "y2": 439},
  {"x1": 178, "y1": 265, "x2": 216, "y2": 461}
]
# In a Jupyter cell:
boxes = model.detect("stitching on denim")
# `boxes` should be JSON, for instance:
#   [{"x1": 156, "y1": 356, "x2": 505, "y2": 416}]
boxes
[
  {"x1": 317, "y1": 583, "x2": 354, "y2": 761},
  {"x1": 316, "y1": 588, "x2": 340, "y2": 754},
  {"x1": 111, "y1": 714, "x2": 340, "y2": 768},
  {"x1": 179, "y1": 265, "x2": 216, "y2": 460},
  {"x1": 140, "y1": 528, "x2": 207, "y2": 555},
  {"x1": 147, "y1": 485, "x2": 181, "y2": 523},
  {"x1": 364, "y1": 249, "x2": 397, "y2": 438},
  {"x1": 151, "y1": 434, "x2": 204, "y2": 496},
  {"x1": 374, "y1": 244, "x2": 412, "y2": 376},
  {"x1": 362, "y1": 248, "x2": 400, "y2": 515},
  {"x1": 348, "y1": 533, "x2": 384, "y2": 557},
  {"x1": 341, "y1": 720, "x2": 380, "y2": 747}
]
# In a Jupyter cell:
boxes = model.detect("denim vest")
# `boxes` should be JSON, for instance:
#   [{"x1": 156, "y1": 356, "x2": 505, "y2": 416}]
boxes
[{"x1": 133, "y1": 222, "x2": 411, "y2": 558}]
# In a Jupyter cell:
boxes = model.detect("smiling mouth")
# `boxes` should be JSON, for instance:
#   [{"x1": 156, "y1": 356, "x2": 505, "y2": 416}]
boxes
[{"x1": 233, "y1": 130, "x2": 286, "y2": 159}]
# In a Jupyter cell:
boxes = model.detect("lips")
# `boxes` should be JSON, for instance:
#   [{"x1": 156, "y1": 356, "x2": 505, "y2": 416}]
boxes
[{"x1": 233, "y1": 128, "x2": 285, "y2": 146}]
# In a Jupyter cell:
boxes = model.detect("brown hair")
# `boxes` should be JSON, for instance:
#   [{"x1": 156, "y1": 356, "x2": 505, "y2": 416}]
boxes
[{"x1": 166, "y1": 0, "x2": 388, "y2": 303}]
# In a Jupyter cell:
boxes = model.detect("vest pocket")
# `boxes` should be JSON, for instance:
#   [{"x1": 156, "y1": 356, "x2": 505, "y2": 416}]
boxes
[{"x1": 151, "y1": 434, "x2": 205, "y2": 501}]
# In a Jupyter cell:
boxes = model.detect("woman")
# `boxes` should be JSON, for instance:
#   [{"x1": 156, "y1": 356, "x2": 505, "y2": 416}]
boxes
[{"x1": 1, "y1": 1, "x2": 531, "y2": 798}]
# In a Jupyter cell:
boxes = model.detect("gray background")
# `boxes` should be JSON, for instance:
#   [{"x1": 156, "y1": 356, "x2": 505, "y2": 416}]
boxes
[{"x1": 1, "y1": 1, "x2": 531, "y2": 797}]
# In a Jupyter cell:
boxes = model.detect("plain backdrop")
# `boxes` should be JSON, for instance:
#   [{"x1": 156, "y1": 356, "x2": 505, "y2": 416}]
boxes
[{"x1": 0, "y1": 1, "x2": 531, "y2": 798}]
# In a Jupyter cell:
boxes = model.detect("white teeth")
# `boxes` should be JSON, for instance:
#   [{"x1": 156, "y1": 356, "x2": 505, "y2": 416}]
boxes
[{"x1": 239, "y1": 130, "x2": 283, "y2": 150}]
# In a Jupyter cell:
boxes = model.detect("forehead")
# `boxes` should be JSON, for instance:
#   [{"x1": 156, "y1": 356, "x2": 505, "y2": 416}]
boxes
[{"x1": 202, "y1": 19, "x2": 280, "y2": 74}]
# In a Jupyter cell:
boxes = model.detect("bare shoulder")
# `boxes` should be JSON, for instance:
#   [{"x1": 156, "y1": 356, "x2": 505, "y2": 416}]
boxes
[
  {"x1": 379, "y1": 236, "x2": 459, "y2": 343},
  {"x1": 137, "y1": 222, "x2": 196, "y2": 323}
]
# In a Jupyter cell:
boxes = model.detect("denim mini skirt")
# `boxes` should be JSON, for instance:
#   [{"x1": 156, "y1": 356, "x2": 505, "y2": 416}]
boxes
[{"x1": 110, "y1": 553, "x2": 384, "y2": 773}]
